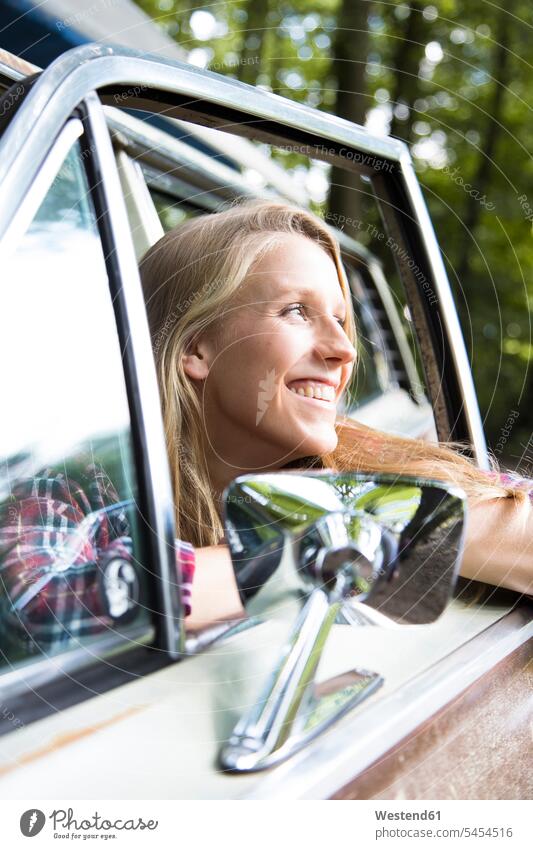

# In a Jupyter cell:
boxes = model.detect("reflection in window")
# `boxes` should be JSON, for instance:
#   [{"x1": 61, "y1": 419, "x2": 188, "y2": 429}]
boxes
[{"x1": 0, "y1": 139, "x2": 152, "y2": 672}]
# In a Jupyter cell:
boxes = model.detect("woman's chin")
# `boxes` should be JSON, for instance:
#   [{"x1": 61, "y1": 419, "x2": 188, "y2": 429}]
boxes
[{"x1": 282, "y1": 427, "x2": 338, "y2": 461}]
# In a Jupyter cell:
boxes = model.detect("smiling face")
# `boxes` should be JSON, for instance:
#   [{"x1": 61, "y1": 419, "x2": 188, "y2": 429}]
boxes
[{"x1": 182, "y1": 233, "x2": 357, "y2": 495}]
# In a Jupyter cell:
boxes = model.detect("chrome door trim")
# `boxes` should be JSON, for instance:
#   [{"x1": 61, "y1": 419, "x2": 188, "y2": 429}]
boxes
[
  {"x1": 80, "y1": 93, "x2": 183, "y2": 657},
  {"x1": 365, "y1": 255, "x2": 427, "y2": 403},
  {"x1": 242, "y1": 603, "x2": 532, "y2": 799},
  {"x1": 0, "y1": 43, "x2": 487, "y2": 464}
]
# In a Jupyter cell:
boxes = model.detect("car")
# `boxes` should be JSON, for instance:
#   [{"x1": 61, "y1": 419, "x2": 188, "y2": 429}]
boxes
[{"x1": 0, "y1": 43, "x2": 530, "y2": 801}]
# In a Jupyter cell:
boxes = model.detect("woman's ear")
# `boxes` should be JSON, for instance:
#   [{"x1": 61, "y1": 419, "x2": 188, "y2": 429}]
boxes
[{"x1": 182, "y1": 336, "x2": 213, "y2": 381}]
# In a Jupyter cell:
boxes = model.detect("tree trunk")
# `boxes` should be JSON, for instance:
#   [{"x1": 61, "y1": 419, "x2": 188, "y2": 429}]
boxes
[
  {"x1": 456, "y1": 2, "x2": 513, "y2": 284},
  {"x1": 327, "y1": 0, "x2": 372, "y2": 238},
  {"x1": 388, "y1": 1, "x2": 427, "y2": 142},
  {"x1": 237, "y1": 0, "x2": 269, "y2": 85}
]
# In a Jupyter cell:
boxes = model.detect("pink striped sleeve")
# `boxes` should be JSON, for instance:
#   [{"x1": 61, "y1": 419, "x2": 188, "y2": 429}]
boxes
[
  {"x1": 175, "y1": 540, "x2": 195, "y2": 616},
  {"x1": 483, "y1": 470, "x2": 533, "y2": 505}
]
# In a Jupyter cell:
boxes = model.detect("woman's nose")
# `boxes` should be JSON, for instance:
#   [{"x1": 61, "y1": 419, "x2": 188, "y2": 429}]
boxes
[{"x1": 315, "y1": 316, "x2": 357, "y2": 367}]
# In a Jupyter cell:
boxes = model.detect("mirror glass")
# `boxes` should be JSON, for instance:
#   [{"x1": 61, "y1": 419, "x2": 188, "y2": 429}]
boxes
[{"x1": 224, "y1": 470, "x2": 466, "y2": 625}]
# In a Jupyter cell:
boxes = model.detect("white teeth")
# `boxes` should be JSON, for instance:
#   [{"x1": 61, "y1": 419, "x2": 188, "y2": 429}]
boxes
[{"x1": 288, "y1": 381, "x2": 335, "y2": 402}]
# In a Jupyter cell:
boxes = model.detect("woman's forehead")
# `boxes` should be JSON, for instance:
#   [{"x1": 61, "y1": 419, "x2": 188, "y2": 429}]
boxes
[{"x1": 242, "y1": 236, "x2": 345, "y2": 306}]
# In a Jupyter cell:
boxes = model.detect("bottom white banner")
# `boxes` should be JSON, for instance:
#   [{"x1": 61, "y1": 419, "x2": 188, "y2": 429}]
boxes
[{"x1": 0, "y1": 799, "x2": 529, "y2": 847}]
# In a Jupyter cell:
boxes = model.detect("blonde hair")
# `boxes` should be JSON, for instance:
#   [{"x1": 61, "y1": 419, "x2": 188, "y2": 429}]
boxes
[{"x1": 140, "y1": 198, "x2": 527, "y2": 547}]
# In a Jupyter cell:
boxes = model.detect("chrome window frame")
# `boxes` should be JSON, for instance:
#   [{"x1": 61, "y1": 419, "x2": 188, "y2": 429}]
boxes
[
  {"x1": 127, "y1": 161, "x2": 425, "y2": 426},
  {"x1": 0, "y1": 51, "x2": 529, "y2": 782},
  {"x1": 78, "y1": 94, "x2": 183, "y2": 658},
  {"x1": 124, "y1": 164, "x2": 426, "y2": 432},
  {"x1": 0, "y1": 43, "x2": 488, "y2": 466}
]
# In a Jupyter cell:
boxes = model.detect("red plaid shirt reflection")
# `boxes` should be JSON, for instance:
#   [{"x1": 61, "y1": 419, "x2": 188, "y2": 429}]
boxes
[{"x1": 0, "y1": 463, "x2": 194, "y2": 654}]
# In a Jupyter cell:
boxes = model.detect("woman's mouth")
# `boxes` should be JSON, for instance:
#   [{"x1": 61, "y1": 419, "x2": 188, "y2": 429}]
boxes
[{"x1": 285, "y1": 379, "x2": 337, "y2": 406}]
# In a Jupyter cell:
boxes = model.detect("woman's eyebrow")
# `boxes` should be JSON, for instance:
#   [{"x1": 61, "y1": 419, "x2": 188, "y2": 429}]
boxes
[{"x1": 275, "y1": 286, "x2": 346, "y2": 316}]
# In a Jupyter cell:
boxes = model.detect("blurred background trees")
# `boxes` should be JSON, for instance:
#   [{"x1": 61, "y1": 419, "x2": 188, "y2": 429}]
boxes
[{"x1": 135, "y1": 0, "x2": 532, "y2": 468}]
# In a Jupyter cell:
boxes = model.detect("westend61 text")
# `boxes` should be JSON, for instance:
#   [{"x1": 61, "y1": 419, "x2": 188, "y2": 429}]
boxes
[{"x1": 375, "y1": 810, "x2": 441, "y2": 821}]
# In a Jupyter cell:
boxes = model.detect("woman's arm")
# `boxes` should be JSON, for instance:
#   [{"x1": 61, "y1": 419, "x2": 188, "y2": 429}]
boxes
[
  {"x1": 460, "y1": 493, "x2": 533, "y2": 595},
  {"x1": 185, "y1": 544, "x2": 244, "y2": 632}
]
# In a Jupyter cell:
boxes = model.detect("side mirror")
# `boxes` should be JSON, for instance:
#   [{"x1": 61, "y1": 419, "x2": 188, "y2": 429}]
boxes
[{"x1": 219, "y1": 471, "x2": 466, "y2": 772}]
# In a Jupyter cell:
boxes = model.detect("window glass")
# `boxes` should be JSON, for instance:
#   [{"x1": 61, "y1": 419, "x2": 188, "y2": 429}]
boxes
[{"x1": 0, "y1": 138, "x2": 153, "y2": 672}]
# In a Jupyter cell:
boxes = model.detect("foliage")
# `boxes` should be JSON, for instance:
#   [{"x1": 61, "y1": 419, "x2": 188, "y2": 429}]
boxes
[{"x1": 133, "y1": 0, "x2": 532, "y2": 468}]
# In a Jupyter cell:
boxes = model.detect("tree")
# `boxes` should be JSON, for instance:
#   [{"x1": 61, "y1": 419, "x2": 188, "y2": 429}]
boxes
[
  {"x1": 327, "y1": 0, "x2": 372, "y2": 237},
  {"x1": 236, "y1": 0, "x2": 269, "y2": 85},
  {"x1": 386, "y1": 1, "x2": 427, "y2": 142}
]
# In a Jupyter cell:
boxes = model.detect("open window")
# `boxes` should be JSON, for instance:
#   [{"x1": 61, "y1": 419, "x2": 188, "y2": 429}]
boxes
[{"x1": 105, "y1": 104, "x2": 437, "y2": 440}]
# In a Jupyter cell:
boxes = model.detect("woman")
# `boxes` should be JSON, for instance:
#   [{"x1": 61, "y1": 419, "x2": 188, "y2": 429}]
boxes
[{"x1": 139, "y1": 199, "x2": 532, "y2": 628}]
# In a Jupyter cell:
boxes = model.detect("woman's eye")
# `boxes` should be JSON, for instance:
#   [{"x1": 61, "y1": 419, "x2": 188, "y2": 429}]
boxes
[
  {"x1": 284, "y1": 304, "x2": 307, "y2": 319},
  {"x1": 283, "y1": 304, "x2": 345, "y2": 326}
]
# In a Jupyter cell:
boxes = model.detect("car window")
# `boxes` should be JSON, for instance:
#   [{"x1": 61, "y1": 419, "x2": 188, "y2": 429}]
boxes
[
  {"x1": 0, "y1": 135, "x2": 154, "y2": 674},
  {"x1": 114, "y1": 122, "x2": 435, "y2": 439}
]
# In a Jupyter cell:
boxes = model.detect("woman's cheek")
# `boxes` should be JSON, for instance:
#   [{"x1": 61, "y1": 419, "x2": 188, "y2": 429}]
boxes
[{"x1": 224, "y1": 358, "x2": 268, "y2": 427}]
